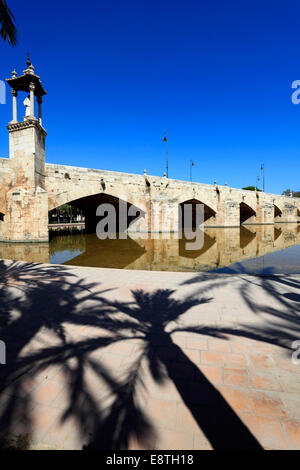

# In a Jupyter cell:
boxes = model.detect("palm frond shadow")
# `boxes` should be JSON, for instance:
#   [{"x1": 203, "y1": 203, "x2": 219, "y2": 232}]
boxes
[
  {"x1": 83, "y1": 288, "x2": 261, "y2": 450},
  {"x1": 0, "y1": 261, "x2": 114, "y2": 444},
  {"x1": 6, "y1": 262, "x2": 299, "y2": 449}
]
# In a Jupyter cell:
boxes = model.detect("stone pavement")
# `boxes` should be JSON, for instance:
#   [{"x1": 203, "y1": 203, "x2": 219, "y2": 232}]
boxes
[{"x1": 0, "y1": 259, "x2": 300, "y2": 450}]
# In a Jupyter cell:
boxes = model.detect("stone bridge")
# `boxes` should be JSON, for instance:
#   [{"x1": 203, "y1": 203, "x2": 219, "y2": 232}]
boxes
[{"x1": 0, "y1": 58, "x2": 299, "y2": 242}]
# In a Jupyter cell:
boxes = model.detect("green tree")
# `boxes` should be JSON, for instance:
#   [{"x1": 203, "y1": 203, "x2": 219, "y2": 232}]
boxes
[
  {"x1": 49, "y1": 203, "x2": 83, "y2": 224},
  {"x1": 0, "y1": 0, "x2": 17, "y2": 46},
  {"x1": 242, "y1": 186, "x2": 261, "y2": 192},
  {"x1": 282, "y1": 189, "x2": 300, "y2": 197}
]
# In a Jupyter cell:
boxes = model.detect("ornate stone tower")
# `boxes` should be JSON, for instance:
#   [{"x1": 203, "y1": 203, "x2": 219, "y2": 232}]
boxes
[{"x1": 3, "y1": 55, "x2": 49, "y2": 242}]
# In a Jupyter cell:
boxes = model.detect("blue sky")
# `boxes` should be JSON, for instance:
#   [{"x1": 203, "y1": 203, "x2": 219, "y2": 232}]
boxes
[{"x1": 0, "y1": 0, "x2": 300, "y2": 194}]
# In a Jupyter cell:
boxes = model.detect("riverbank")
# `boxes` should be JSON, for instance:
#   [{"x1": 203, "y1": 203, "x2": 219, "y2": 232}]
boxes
[{"x1": 0, "y1": 259, "x2": 300, "y2": 449}]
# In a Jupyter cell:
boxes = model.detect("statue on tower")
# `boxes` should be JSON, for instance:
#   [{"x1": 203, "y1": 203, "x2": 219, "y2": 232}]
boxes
[
  {"x1": 23, "y1": 94, "x2": 31, "y2": 117},
  {"x1": 6, "y1": 54, "x2": 47, "y2": 125}
]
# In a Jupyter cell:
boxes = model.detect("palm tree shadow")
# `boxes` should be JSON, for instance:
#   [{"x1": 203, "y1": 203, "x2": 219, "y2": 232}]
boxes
[
  {"x1": 0, "y1": 261, "x2": 265, "y2": 450},
  {"x1": 84, "y1": 354, "x2": 156, "y2": 450},
  {"x1": 86, "y1": 289, "x2": 262, "y2": 450},
  {"x1": 0, "y1": 260, "x2": 116, "y2": 446}
]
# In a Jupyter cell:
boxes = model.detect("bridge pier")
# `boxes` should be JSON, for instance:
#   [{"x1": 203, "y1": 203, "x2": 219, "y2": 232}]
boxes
[
  {"x1": 0, "y1": 119, "x2": 49, "y2": 242},
  {"x1": 3, "y1": 186, "x2": 48, "y2": 242},
  {"x1": 0, "y1": 58, "x2": 49, "y2": 242},
  {"x1": 255, "y1": 200, "x2": 274, "y2": 224}
]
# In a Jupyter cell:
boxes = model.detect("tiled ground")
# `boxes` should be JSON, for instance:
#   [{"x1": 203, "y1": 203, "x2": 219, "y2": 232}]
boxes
[{"x1": 0, "y1": 260, "x2": 300, "y2": 449}]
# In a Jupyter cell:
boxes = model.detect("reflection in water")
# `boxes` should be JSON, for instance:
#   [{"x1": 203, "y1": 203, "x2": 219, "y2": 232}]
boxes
[
  {"x1": 62, "y1": 234, "x2": 146, "y2": 269},
  {"x1": 0, "y1": 242, "x2": 50, "y2": 264},
  {"x1": 0, "y1": 224, "x2": 300, "y2": 274}
]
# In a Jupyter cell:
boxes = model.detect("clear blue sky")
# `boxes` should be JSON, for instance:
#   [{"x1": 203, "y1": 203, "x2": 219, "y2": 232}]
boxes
[{"x1": 0, "y1": 0, "x2": 300, "y2": 194}]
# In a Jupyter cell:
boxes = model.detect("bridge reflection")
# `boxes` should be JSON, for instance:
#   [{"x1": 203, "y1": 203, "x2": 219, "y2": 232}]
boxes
[
  {"x1": 127, "y1": 224, "x2": 300, "y2": 272},
  {"x1": 0, "y1": 224, "x2": 300, "y2": 274}
]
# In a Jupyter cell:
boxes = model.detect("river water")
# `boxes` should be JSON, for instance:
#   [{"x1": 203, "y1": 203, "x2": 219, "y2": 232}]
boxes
[{"x1": 1, "y1": 224, "x2": 300, "y2": 274}]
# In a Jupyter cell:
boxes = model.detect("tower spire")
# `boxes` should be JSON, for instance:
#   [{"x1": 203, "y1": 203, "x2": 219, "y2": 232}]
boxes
[
  {"x1": 24, "y1": 53, "x2": 35, "y2": 75},
  {"x1": 6, "y1": 56, "x2": 47, "y2": 124}
]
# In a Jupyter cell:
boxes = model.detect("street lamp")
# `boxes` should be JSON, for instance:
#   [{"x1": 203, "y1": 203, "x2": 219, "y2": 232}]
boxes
[
  {"x1": 190, "y1": 160, "x2": 195, "y2": 182},
  {"x1": 162, "y1": 131, "x2": 168, "y2": 178},
  {"x1": 256, "y1": 175, "x2": 260, "y2": 191},
  {"x1": 261, "y1": 164, "x2": 265, "y2": 192}
]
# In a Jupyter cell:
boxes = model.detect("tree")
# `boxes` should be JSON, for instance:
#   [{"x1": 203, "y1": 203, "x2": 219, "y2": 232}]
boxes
[
  {"x1": 49, "y1": 203, "x2": 83, "y2": 224},
  {"x1": 282, "y1": 189, "x2": 300, "y2": 197},
  {"x1": 0, "y1": 0, "x2": 17, "y2": 46},
  {"x1": 242, "y1": 186, "x2": 261, "y2": 192}
]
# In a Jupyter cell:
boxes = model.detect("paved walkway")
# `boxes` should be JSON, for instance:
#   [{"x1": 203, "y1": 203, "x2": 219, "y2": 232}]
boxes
[{"x1": 0, "y1": 259, "x2": 300, "y2": 450}]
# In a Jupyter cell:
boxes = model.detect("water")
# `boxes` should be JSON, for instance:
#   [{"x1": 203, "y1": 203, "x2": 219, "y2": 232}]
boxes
[{"x1": 0, "y1": 224, "x2": 300, "y2": 274}]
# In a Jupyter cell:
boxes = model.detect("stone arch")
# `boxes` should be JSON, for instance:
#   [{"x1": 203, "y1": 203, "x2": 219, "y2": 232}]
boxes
[
  {"x1": 48, "y1": 185, "x2": 146, "y2": 213},
  {"x1": 178, "y1": 193, "x2": 217, "y2": 213},
  {"x1": 0, "y1": 212, "x2": 4, "y2": 222},
  {"x1": 274, "y1": 204, "x2": 283, "y2": 221},
  {"x1": 179, "y1": 198, "x2": 216, "y2": 228},
  {"x1": 49, "y1": 191, "x2": 146, "y2": 234},
  {"x1": 240, "y1": 202, "x2": 256, "y2": 224},
  {"x1": 241, "y1": 193, "x2": 257, "y2": 212}
]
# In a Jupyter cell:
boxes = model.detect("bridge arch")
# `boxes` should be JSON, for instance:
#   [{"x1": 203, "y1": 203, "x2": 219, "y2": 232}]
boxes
[
  {"x1": 274, "y1": 204, "x2": 283, "y2": 221},
  {"x1": 179, "y1": 198, "x2": 217, "y2": 228},
  {"x1": 49, "y1": 191, "x2": 146, "y2": 233},
  {"x1": 48, "y1": 184, "x2": 147, "y2": 212},
  {"x1": 240, "y1": 202, "x2": 256, "y2": 224}
]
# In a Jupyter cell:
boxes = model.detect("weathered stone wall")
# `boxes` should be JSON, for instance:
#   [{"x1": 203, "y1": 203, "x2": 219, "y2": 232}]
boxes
[
  {"x1": 0, "y1": 144, "x2": 300, "y2": 242},
  {"x1": 45, "y1": 162, "x2": 300, "y2": 230},
  {"x1": 0, "y1": 121, "x2": 48, "y2": 242}
]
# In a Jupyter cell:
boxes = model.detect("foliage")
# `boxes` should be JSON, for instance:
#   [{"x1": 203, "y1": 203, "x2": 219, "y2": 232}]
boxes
[
  {"x1": 282, "y1": 189, "x2": 300, "y2": 198},
  {"x1": 242, "y1": 186, "x2": 262, "y2": 192},
  {"x1": 49, "y1": 203, "x2": 83, "y2": 224},
  {"x1": 0, "y1": 1, "x2": 17, "y2": 46}
]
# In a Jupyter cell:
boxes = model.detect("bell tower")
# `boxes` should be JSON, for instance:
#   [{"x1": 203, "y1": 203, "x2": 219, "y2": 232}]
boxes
[
  {"x1": 6, "y1": 54, "x2": 47, "y2": 189},
  {"x1": 3, "y1": 55, "x2": 49, "y2": 242}
]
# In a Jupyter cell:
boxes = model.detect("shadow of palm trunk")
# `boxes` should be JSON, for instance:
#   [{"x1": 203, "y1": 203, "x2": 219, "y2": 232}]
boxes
[{"x1": 158, "y1": 335, "x2": 262, "y2": 450}]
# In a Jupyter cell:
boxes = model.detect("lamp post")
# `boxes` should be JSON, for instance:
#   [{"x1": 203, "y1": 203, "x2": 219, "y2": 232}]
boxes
[
  {"x1": 163, "y1": 131, "x2": 168, "y2": 178},
  {"x1": 190, "y1": 160, "x2": 194, "y2": 182},
  {"x1": 261, "y1": 164, "x2": 265, "y2": 192},
  {"x1": 256, "y1": 175, "x2": 260, "y2": 191}
]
